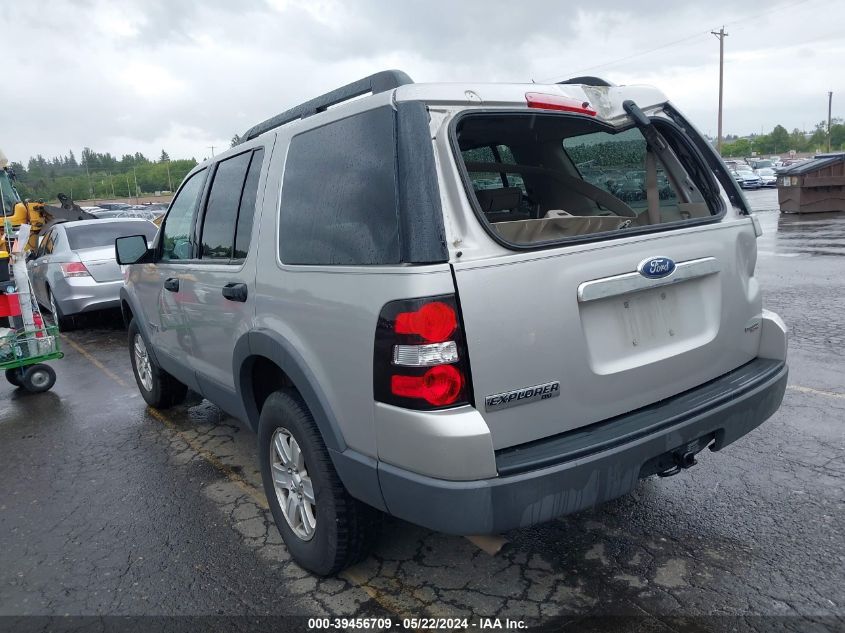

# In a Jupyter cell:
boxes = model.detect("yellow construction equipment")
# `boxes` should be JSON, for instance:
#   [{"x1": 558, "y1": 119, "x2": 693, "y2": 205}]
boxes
[{"x1": 1, "y1": 150, "x2": 95, "y2": 280}]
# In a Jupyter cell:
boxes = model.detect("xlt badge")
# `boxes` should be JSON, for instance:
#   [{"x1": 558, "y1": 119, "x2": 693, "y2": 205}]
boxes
[{"x1": 485, "y1": 381, "x2": 560, "y2": 412}]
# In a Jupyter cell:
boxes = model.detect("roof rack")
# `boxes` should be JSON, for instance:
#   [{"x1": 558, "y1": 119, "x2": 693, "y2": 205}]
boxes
[
  {"x1": 558, "y1": 76, "x2": 614, "y2": 87},
  {"x1": 241, "y1": 69, "x2": 414, "y2": 142}
]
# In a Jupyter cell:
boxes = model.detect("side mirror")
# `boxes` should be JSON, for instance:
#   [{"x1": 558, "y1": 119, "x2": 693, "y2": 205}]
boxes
[{"x1": 115, "y1": 235, "x2": 151, "y2": 265}]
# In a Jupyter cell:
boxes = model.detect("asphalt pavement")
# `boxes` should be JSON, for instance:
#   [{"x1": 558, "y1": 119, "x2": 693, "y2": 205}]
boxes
[{"x1": 1, "y1": 189, "x2": 843, "y2": 632}]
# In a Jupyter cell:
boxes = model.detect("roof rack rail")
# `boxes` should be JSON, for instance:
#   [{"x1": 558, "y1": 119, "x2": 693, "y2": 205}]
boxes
[
  {"x1": 558, "y1": 76, "x2": 615, "y2": 87},
  {"x1": 240, "y1": 69, "x2": 413, "y2": 142}
]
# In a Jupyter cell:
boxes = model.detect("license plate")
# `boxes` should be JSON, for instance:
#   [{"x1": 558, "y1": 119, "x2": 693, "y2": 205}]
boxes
[{"x1": 620, "y1": 287, "x2": 679, "y2": 348}]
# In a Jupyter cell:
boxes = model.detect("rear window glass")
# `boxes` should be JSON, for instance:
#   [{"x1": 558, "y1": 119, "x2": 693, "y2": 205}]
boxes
[
  {"x1": 66, "y1": 221, "x2": 158, "y2": 250},
  {"x1": 454, "y1": 113, "x2": 716, "y2": 247},
  {"x1": 279, "y1": 107, "x2": 400, "y2": 265}
]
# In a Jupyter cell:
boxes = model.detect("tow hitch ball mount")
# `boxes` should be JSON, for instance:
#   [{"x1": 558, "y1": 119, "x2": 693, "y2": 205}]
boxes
[
  {"x1": 651, "y1": 434, "x2": 716, "y2": 477},
  {"x1": 658, "y1": 450, "x2": 699, "y2": 478}
]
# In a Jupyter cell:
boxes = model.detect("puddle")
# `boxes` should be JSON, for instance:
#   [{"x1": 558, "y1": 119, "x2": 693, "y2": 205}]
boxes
[{"x1": 746, "y1": 189, "x2": 845, "y2": 257}]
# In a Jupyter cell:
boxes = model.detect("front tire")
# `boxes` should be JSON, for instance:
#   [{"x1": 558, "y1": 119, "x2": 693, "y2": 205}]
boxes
[
  {"x1": 258, "y1": 390, "x2": 380, "y2": 575},
  {"x1": 21, "y1": 364, "x2": 56, "y2": 393},
  {"x1": 128, "y1": 319, "x2": 187, "y2": 408}
]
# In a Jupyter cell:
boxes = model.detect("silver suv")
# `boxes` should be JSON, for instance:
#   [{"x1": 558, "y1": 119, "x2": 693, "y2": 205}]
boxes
[{"x1": 116, "y1": 71, "x2": 788, "y2": 575}]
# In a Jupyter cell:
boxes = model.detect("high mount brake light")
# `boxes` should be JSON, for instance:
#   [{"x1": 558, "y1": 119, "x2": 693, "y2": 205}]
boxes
[
  {"x1": 374, "y1": 295, "x2": 472, "y2": 410},
  {"x1": 60, "y1": 262, "x2": 91, "y2": 277},
  {"x1": 525, "y1": 92, "x2": 597, "y2": 116},
  {"x1": 394, "y1": 301, "x2": 457, "y2": 343}
]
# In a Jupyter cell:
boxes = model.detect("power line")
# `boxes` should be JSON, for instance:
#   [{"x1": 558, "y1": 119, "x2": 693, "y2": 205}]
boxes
[{"x1": 537, "y1": 0, "x2": 819, "y2": 83}]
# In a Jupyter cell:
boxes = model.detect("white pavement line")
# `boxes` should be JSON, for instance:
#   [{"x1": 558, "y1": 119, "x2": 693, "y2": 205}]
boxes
[{"x1": 788, "y1": 385, "x2": 845, "y2": 400}]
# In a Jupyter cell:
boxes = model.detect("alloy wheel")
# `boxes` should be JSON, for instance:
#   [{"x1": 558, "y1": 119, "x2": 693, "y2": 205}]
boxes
[
  {"x1": 133, "y1": 333, "x2": 153, "y2": 392},
  {"x1": 271, "y1": 428, "x2": 316, "y2": 541}
]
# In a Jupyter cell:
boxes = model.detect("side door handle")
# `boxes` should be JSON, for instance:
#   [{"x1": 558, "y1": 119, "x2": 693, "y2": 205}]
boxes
[
  {"x1": 164, "y1": 278, "x2": 180, "y2": 292},
  {"x1": 222, "y1": 282, "x2": 248, "y2": 302}
]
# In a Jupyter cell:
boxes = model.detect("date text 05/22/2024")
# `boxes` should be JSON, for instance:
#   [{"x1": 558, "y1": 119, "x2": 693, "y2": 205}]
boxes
[{"x1": 307, "y1": 618, "x2": 528, "y2": 630}]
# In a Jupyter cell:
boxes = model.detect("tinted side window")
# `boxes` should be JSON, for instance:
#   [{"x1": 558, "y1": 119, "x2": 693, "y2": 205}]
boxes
[
  {"x1": 279, "y1": 107, "x2": 399, "y2": 265},
  {"x1": 234, "y1": 149, "x2": 264, "y2": 259},
  {"x1": 161, "y1": 169, "x2": 206, "y2": 261},
  {"x1": 201, "y1": 152, "x2": 252, "y2": 260}
]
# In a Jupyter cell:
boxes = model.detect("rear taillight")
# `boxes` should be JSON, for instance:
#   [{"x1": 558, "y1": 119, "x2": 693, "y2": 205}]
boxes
[
  {"x1": 60, "y1": 262, "x2": 91, "y2": 278},
  {"x1": 374, "y1": 295, "x2": 472, "y2": 410}
]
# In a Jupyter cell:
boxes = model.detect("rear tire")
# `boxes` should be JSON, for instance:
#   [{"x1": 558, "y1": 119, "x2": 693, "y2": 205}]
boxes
[
  {"x1": 5, "y1": 368, "x2": 23, "y2": 387},
  {"x1": 21, "y1": 364, "x2": 56, "y2": 393},
  {"x1": 258, "y1": 390, "x2": 380, "y2": 575},
  {"x1": 47, "y1": 287, "x2": 75, "y2": 332},
  {"x1": 128, "y1": 318, "x2": 187, "y2": 408}
]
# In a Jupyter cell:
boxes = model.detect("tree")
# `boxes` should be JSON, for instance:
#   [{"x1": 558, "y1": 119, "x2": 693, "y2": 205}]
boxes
[
  {"x1": 160, "y1": 149, "x2": 170, "y2": 162},
  {"x1": 231, "y1": 134, "x2": 241, "y2": 148},
  {"x1": 768, "y1": 125, "x2": 790, "y2": 153},
  {"x1": 721, "y1": 138, "x2": 751, "y2": 157}
]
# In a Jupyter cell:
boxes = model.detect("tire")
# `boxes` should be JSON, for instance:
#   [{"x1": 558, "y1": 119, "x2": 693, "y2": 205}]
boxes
[
  {"x1": 21, "y1": 364, "x2": 56, "y2": 393},
  {"x1": 5, "y1": 368, "x2": 23, "y2": 387},
  {"x1": 47, "y1": 287, "x2": 75, "y2": 332},
  {"x1": 128, "y1": 318, "x2": 187, "y2": 408},
  {"x1": 258, "y1": 390, "x2": 380, "y2": 575}
]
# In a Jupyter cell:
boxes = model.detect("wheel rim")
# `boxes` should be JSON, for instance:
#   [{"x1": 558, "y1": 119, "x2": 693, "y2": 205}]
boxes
[
  {"x1": 29, "y1": 369, "x2": 50, "y2": 389},
  {"x1": 271, "y1": 428, "x2": 316, "y2": 541},
  {"x1": 49, "y1": 292, "x2": 58, "y2": 320},
  {"x1": 133, "y1": 333, "x2": 153, "y2": 392}
]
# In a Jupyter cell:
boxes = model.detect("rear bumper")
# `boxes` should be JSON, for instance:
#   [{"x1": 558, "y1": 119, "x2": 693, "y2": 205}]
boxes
[
  {"x1": 375, "y1": 357, "x2": 787, "y2": 535},
  {"x1": 53, "y1": 277, "x2": 123, "y2": 315}
]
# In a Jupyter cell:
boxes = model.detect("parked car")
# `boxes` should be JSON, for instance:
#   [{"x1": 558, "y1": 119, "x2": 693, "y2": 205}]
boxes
[
  {"x1": 116, "y1": 71, "x2": 788, "y2": 575},
  {"x1": 749, "y1": 159, "x2": 774, "y2": 171},
  {"x1": 104, "y1": 202, "x2": 137, "y2": 210},
  {"x1": 28, "y1": 218, "x2": 158, "y2": 330},
  {"x1": 731, "y1": 166, "x2": 763, "y2": 189},
  {"x1": 755, "y1": 167, "x2": 777, "y2": 187}
]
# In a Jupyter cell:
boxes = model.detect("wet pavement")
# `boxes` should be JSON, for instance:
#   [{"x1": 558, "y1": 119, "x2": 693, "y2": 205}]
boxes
[{"x1": 1, "y1": 191, "x2": 843, "y2": 631}]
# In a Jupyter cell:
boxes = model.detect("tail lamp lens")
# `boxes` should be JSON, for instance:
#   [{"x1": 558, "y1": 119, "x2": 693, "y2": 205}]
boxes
[
  {"x1": 394, "y1": 301, "x2": 457, "y2": 342},
  {"x1": 374, "y1": 295, "x2": 472, "y2": 410},
  {"x1": 60, "y1": 262, "x2": 91, "y2": 277},
  {"x1": 391, "y1": 365, "x2": 464, "y2": 407}
]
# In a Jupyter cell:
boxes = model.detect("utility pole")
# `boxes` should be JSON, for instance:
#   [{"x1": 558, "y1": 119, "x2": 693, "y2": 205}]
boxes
[
  {"x1": 132, "y1": 166, "x2": 140, "y2": 203},
  {"x1": 208, "y1": 145, "x2": 216, "y2": 157},
  {"x1": 711, "y1": 27, "x2": 728, "y2": 156},
  {"x1": 165, "y1": 158, "x2": 173, "y2": 192},
  {"x1": 84, "y1": 158, "x2": 94, "y2": 199},
  {"x1": 828, "y1": 91, "x2": 833, "y2": 153}
]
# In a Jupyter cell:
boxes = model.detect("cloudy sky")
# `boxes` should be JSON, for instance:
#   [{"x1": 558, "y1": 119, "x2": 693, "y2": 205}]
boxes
[{"x1": 2, "y1": 0, "x2": 842, "y2": 164}]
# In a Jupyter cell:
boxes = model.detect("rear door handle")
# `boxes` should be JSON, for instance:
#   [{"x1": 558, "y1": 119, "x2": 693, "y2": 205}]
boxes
[
  {"x1": 164, "y1": 278, "x2": 180, "y2": 292},
  {"x1": 222, "y1": 282, "x2": 248, "y2": 302}
]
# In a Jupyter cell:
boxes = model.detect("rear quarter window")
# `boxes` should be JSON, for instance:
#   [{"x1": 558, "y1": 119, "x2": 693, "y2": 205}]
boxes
[{"x1": 278, "y1": 106, "x2": 400, "y2": 265}]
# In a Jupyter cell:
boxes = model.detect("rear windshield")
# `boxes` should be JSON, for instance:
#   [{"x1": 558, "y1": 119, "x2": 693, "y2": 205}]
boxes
[
  {"x1": 66, "y1": 221, "x2": 158, "y2": 250},
  {"x1": 453, "y1": 113, "x2": 719, "y2": 247}
]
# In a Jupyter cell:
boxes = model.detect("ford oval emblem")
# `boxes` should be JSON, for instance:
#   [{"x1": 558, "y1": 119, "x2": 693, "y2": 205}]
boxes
[{"x1": 638, "y1": 256, "x2": 676, "y2": 279}]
